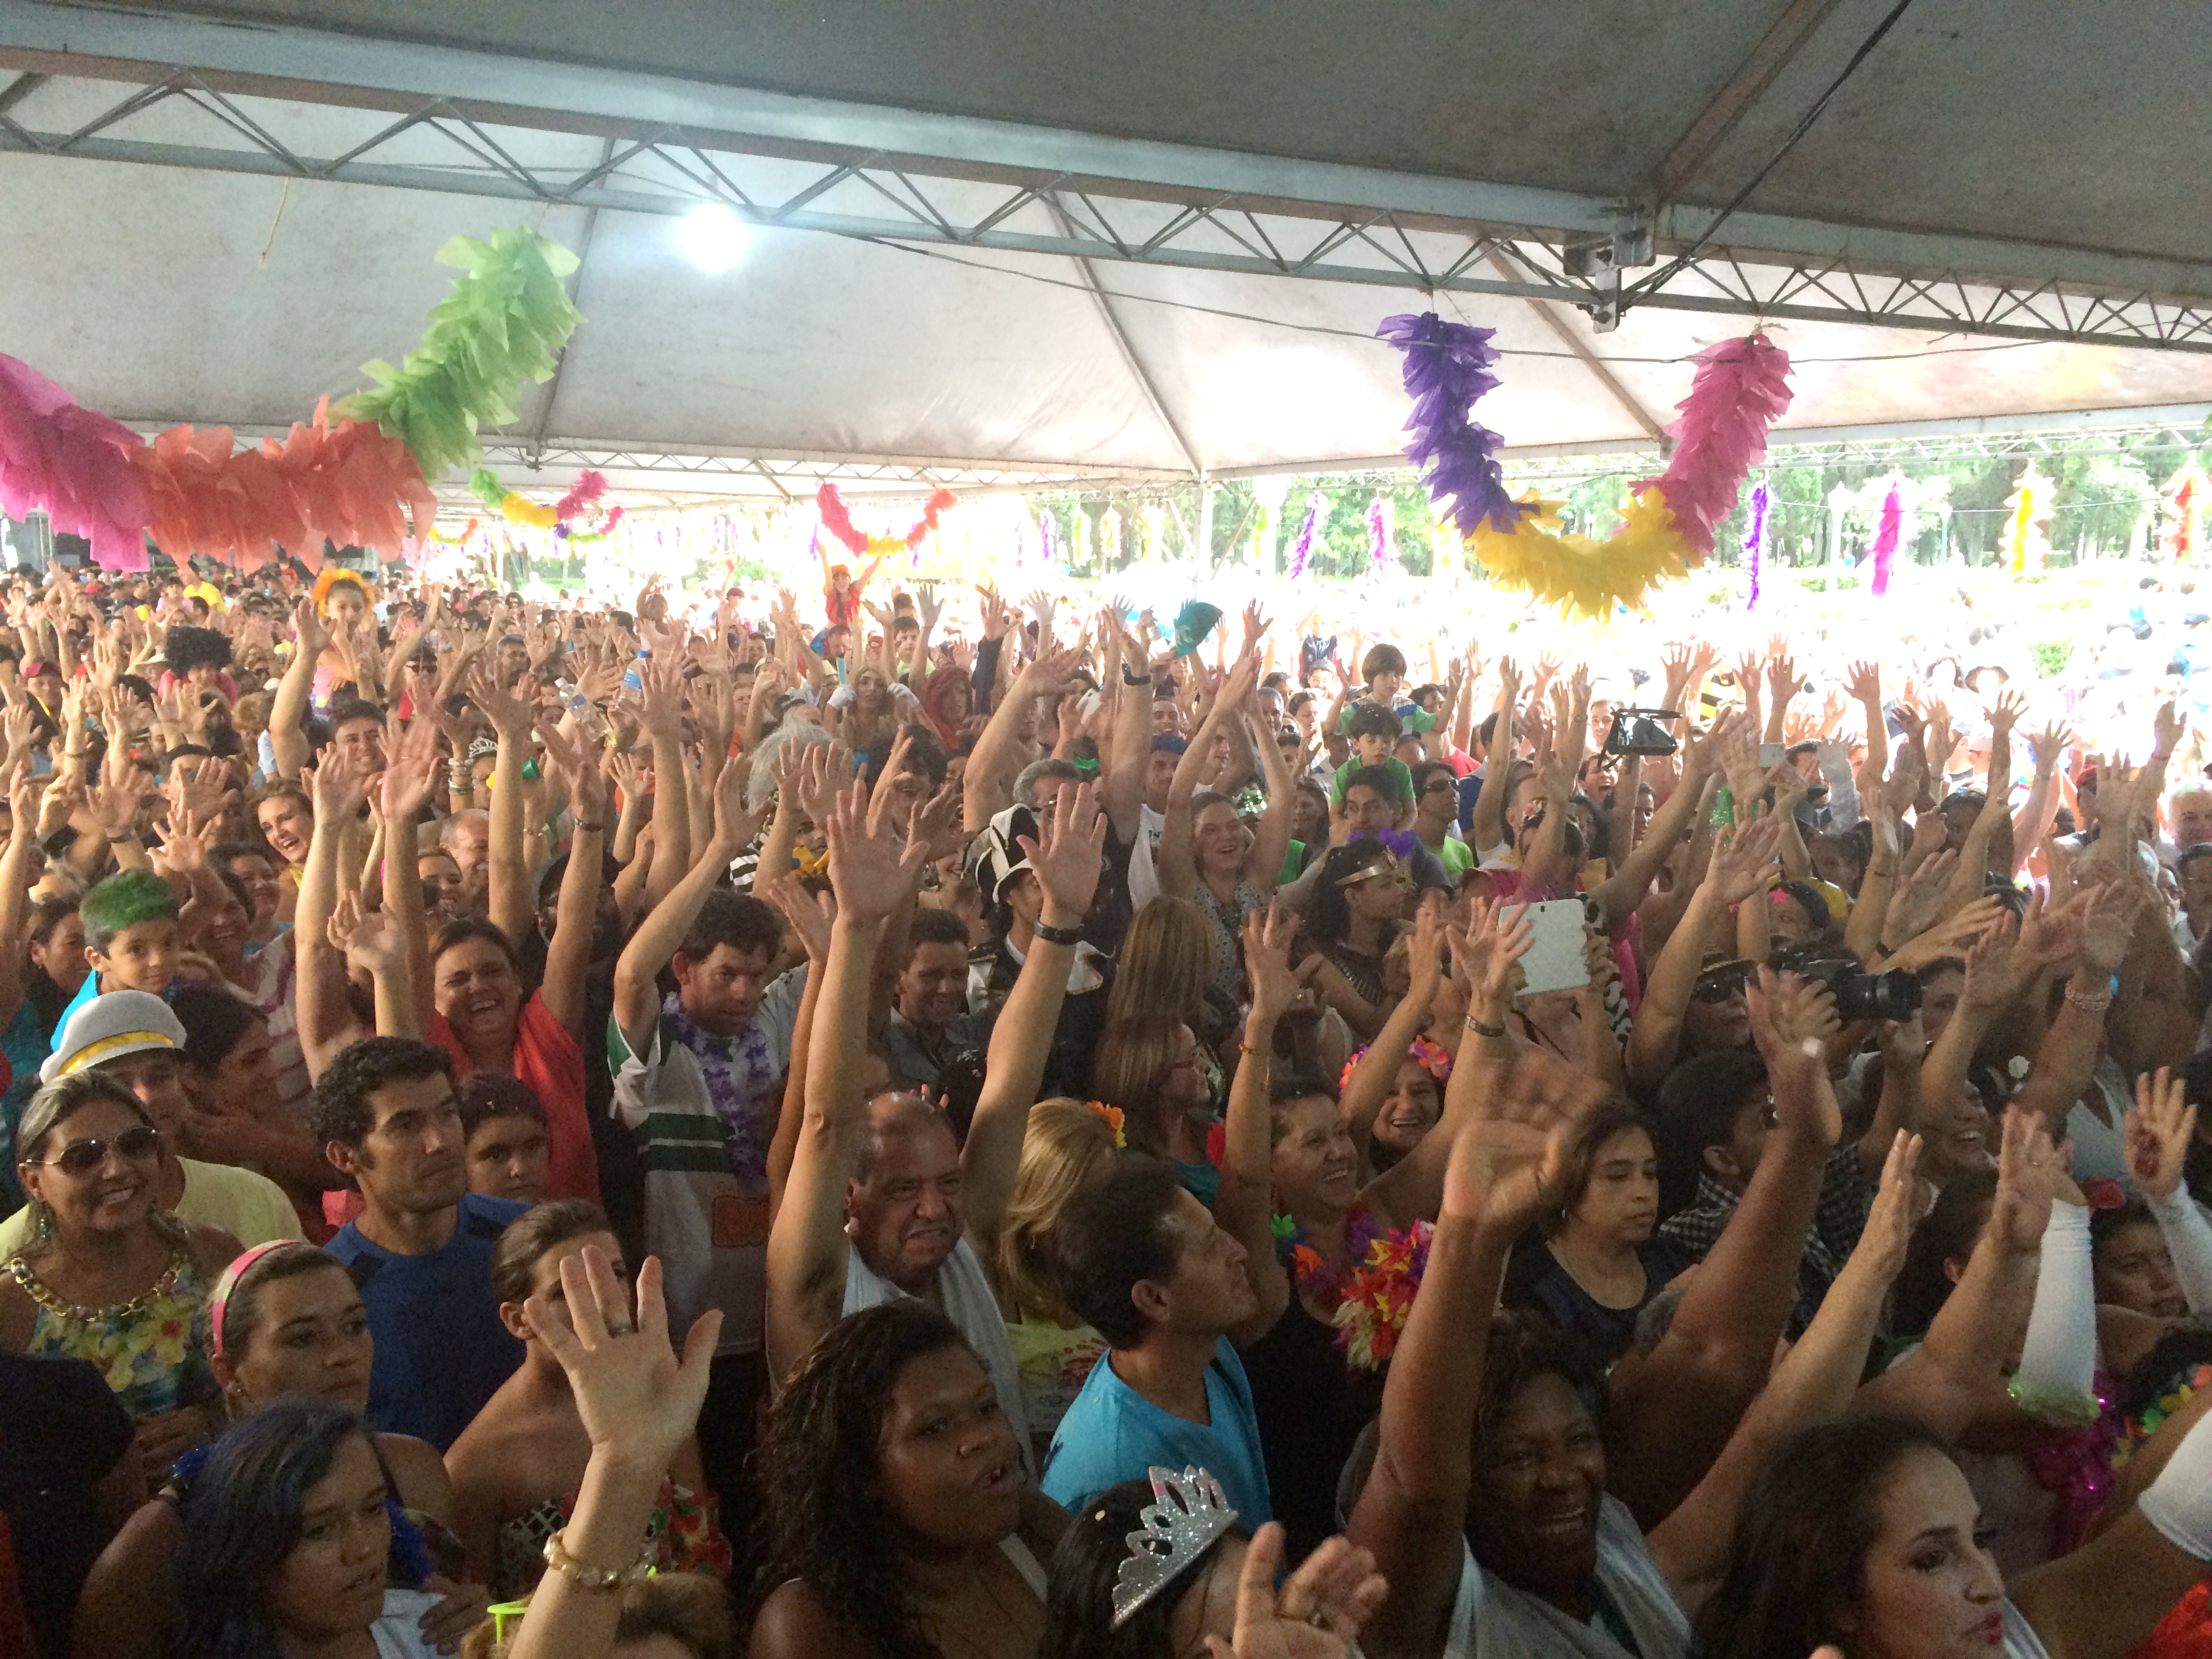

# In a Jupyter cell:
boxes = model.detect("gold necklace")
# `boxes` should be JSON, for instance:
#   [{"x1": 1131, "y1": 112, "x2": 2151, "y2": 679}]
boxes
[{"x1": 11, "y1": 1239, "x2": 190, "y2": 1324}]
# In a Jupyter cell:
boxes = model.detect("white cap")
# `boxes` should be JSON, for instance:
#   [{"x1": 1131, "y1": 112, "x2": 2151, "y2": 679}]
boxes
[{"x1": 40, "y1": 990, "x2": 186, "y2": 1084}]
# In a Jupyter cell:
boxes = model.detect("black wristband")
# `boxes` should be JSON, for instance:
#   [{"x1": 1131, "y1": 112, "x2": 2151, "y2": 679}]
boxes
[
  {"x1": 1034, "y1": 921, "x2": 1084, "y2": 947},
  {"x1": 1122, "y1": 666, "x2": 1150, "y2": 687}
]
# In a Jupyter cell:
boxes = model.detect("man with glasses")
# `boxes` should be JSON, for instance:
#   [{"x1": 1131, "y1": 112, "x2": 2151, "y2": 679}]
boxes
[
  {"x1": 1410, "y1": 758, "x2": 1473, "y2": 880},
  {"x1": 0, "y1": 991, "x2": 302, "y2": 1256}
]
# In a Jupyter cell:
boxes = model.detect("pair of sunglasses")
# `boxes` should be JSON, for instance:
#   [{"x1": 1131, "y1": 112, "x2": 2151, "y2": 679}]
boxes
[
  {"x1": 46, "y1": 1123, "x2": 161, "y2": 1175},
  {"x1": 1692, "y1": 966, "x2": 1752, "y2": 1003}
]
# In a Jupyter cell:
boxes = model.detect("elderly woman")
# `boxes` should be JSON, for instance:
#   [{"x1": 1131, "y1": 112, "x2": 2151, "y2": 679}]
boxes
[{"x1": 0, "y1": 1071, "x2": 239, "y2": 1483}]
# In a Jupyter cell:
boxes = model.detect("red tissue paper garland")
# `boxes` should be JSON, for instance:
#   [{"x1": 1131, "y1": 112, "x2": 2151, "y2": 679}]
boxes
[
  {"x1": 0, "y1": 352, "x2": 152, "y2": 571},
  {"x1": 815, "y1": 480, "x2": 958, "y2": 557}
]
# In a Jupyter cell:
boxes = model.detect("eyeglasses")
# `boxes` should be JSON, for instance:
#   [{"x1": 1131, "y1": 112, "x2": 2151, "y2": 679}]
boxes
[
  {"x1": 1421, "y1": 779, "x2": 1458, "y2": 795},
  {"x1": 45, "y1": 1124, "x2": 161, "y2": 1175}
]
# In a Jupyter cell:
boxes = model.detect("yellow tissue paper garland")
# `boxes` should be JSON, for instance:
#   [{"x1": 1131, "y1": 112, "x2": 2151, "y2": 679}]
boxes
[
  {"x1": 1463, "y1": 487, "x2": 1693, "y2": 619},
  {"x1": 2001, "y1": 464, "x2": 2054, "y2": 573}
]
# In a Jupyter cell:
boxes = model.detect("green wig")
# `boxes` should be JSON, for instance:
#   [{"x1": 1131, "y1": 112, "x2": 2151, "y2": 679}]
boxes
[{"x1": 81, "y1": 867, "x2": 180, "y2": 952}]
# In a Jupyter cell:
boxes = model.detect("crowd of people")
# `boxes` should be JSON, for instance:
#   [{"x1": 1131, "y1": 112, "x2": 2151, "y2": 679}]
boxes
[{"x1": 7, "y1": 546, "x2": 2212, "y2": 1659}]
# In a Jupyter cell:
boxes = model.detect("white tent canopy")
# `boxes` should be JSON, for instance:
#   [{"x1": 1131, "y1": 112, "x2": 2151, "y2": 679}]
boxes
[{"x1": 2, "y1": 0, "x2": 2207, "y2": 508}]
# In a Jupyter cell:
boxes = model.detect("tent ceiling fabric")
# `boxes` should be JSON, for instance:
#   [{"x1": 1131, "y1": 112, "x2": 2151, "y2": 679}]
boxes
[{"x1": 1, "y1": 0, "x2": 2207, "y2": 504}]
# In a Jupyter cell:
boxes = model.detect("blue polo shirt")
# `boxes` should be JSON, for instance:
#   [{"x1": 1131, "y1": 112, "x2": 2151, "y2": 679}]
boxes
[
  {"x1": 327, "y1": 1192, "x2": 529, "y2": 1450},
  {"x1": 1041, "y1": 1336, "x2": 1270, "y2": 1524}
]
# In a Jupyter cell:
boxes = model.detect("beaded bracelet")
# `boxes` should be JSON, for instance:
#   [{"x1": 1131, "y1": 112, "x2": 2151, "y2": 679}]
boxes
[{"x1": 541, "y1": 1527, "x2": 652, "y2": 1591}]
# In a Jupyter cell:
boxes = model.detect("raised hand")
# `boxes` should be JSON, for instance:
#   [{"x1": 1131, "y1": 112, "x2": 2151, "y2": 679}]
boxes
[
  {"x1": 1243, "y1": 901, "x2": 1322, "y2": 1023},
  {"x1": 2026, "y1": 722, "x2": 2072, "y2": 777},
  {"x1": 823, "y1": 773, "x2": 927, "y2": 928},
  {"x1": 1747, "y1": 969, "x2": 1843, "y2": 1146},
  {"x1": 291, "y1": 594, "x2": 331, "y2": 663},
  {"x1": 327, "y1": 889, "x2": 405, "y2": 977},
  {"x1": 1989, "y1": 1107, "x2": 2062, "y2": 1257},
  {"x1": 1987, "y1": 688, "x2": 2030, "y2": 739},
  {"x1": 306, "y1": 745, "x2": 377, "y2": 822},
  {"x1": 1441, "y1": 1044, "x2": 1605, "y2": 1240},
  {"x1": 761, "y1": 873, "x2": 834, "y2": 963},
  {"x1": 2127, "y1": 1067, "x2": 2196, "y2": 1201},
  {"x1": 1703, "y1": 815, "x2": 1782, "y2": 905},
  {"x1": 1015, "y1": 780, "x2": 1106, "y2": 922},
  {"x1": 1202, "y1": 1523, "x2": 1387, "y2": 1659},
  {"x1": 380, "y1": 712, "x2": 443, "y2": 822},
  {"x1": 635, "y1": 653, "x2": 687, "y2": 737},
  {"x1": 2075, "y1": 878, "x2": 2149, "y2": 975},
  {"x1": 523, "y1": 1246, "x2": 718, "y2": 1477},
  {"x1": 1843, "y1": 660, "x2": 1881, "y2": 706},
  {"x1": 1847, "y1": 1130, "x2": 1924, "y2": 1286},
  {"x1": 464, "y1": 658, "x2": 537, "y2": 740}
]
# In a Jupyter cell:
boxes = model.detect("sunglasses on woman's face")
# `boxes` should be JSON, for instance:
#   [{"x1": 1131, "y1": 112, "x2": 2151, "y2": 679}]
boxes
[
  {"x1": 1692, "y1": 967, "x2": 1751, "y2": 1003},
  {"x1": 46, "y1": 1124, "x2": 161, "y2": 1175},
  {"x1": 1421, "y1": 778, "x2": 1457, "y2": 796}
]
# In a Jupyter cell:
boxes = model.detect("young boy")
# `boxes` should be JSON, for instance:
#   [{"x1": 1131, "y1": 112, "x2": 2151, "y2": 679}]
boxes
[
  {"x1": 1343, "y1": 642, "x2": 1407, "y2": 719},
  {"x1": 56, "y1": 867, "x2": 183, "y2": 1036},
  {"x1": 1332, "y1": 702, "x2": 1416, "y2": 806},
  {"x1": 456, "y1": 1073, "x2": 551, "y2": 1206}
]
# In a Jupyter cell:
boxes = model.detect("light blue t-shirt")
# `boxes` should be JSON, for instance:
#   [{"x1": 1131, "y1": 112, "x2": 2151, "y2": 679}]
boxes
[{"x1": 1040, "y1": 1336, "x2": 1271, "y2": 1524}]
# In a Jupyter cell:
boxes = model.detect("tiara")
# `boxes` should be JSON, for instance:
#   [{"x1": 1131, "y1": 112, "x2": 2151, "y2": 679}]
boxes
[{"x1": 1111, "y1": 1466, "x2": 1239, "y2": 1628}]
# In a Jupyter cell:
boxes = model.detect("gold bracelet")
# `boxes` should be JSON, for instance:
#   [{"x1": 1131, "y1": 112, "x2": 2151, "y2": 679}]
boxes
[
  {"x1": 1465, "y1": 1014, "x2": 1506, "y2": 1039},
  {"x1": 540, "y1": 1527, "x2": 651, "y2": 1591}
]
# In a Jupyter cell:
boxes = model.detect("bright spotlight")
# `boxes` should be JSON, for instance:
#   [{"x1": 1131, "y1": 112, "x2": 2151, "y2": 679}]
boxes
[{"x1": 679, "y1": 203, "x2": 748, "y2": 272}]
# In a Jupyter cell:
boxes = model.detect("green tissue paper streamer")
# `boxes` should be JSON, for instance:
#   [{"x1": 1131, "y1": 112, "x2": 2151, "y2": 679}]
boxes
[{"x1": 338, "y1": 229, "x2": 583, "y2": 482}]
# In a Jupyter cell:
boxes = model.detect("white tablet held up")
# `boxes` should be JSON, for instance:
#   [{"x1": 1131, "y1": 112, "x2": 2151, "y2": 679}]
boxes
[{"x1": 1505, "y1": 898, "x2": 1591, "y2": 996}]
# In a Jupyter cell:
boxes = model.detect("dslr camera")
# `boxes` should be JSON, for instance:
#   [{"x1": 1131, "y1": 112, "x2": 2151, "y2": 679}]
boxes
[{"x1": 1794, "y1": 958, "x2": 1922, "y2": 1023}]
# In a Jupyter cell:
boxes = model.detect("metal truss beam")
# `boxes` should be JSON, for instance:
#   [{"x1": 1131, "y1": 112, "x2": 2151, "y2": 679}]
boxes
[{"x1": 1, "y1": 5, "x2": 2209, "y2": 352}]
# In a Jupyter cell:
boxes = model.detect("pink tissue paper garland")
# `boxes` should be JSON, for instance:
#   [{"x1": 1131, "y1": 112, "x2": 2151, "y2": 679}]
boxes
[
  {"x1": 1870, "y1": 476, "x2": 1904, "y2": 596},
  {"x1": 1647, "y1": 333, "x2": 1794, "y2": 565},
  {"x1": 0, "y1": 352, "x2": 152, "y2": 571},
  {"x1": 1288, "y1": 490, "x2": 1326, "y2": 579},
  {"x1": 1367, "y1": 495, "x2": 1394, "y2": 573}
]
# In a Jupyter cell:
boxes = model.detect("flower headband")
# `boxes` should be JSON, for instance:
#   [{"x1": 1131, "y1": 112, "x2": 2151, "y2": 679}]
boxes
[
  {"x1": 1083, "y1": 1101, "x2": 1127, "y2": 1149},
  {"x1": 1336, "y1": 1036, "x2": 1454, "y2": 1097}
]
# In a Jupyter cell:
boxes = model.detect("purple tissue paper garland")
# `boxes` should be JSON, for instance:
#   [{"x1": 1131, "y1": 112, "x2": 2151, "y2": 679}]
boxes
[
  {"x1": 1376, "y1": 310, "x2": 1523, "y2": 537},
  {"x1": 1742, "y1": 481, "x2": 1769, "y2": 611},
  {"x1": 1288, "y1": 491, "x2": 1326, "y2": 579}
]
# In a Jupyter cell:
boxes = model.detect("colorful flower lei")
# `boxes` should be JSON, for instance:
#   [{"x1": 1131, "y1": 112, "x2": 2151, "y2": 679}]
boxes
[{"x1": 1328, "y1": 1219, "x2": 1434, "y2": 1370}]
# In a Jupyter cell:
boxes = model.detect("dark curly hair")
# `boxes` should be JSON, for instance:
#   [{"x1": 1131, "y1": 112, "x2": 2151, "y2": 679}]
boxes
[
  {"x1": 1042, "y1": 1475, "x2": 1242, "y2": 1659},
  {"x1": 1691, "y1": 1414, "x2": 1957, "y2": 1659},
  {"x1": 758, "y1": 1302, "x2": 977, "y2": 1659}
]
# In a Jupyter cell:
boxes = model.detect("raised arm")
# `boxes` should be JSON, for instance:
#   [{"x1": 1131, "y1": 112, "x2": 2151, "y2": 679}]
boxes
[
  {"x1": 1607, "y1": 971, "x2": 1850, "y2": 1530},
  {"x1": 762, "y1": 757, "x2": 926, "y2": 1385},
  {"x1": 613, "y1": 755, "x2": 756, "y2": 1059},
  {"x1": 538, "y1": 742, "x2": 614, "y2": 1036},
  {"x1": 294, "y1": 750, "x2": 378, "y2": 1075},
  {"x1": 1856, "y1": 1107, "x2": 2057, "y2": 1439},
  {"x1": 464, "y1": 659, "x2": 540, "y2": 951},
  {"x1": 1347, "y1": 1047, "x2": 1601, "y2": 1659},
  {"x1": 1240, "y1": 701, "x2": 1296, "y2": 897},
  {"x1": 1469, "y1": 659, "x2": 1521, "y2": 855},
  {"x1": 1624, "y1": 815, "x2": 1781, "y2": 1089},
  {"x1": 268, "y1": 596, "x2": 329, "y2": 781},
  {"x1": 964, "y1": 642, "x2": 1082, "y2": 832},
  {"x1": 1588, "y1": 712, "x2": 1729, "y2": 928},
  {"x1": 1337, "y1": 908, "x2": 1443, "y2": 1167},
  {"x1": 636, "y1": 654, "x2": 693, "y2": 912},
  {"x1": 1212, "y1": 904, "x2": 1306, "y2": 1347},
  {"x1": 962, "y1": 783, "x2": 1103, "y2": 1243},
  {"x1": 1156, "y1": 654, "x2": 1256, "y2": 901},
  {"x1": 760, "y1": 876, "x2": 832, "y2": 1221},
  {"x1": 1648, "y1": 1130, "x2": 1922, "y2": 1603}
]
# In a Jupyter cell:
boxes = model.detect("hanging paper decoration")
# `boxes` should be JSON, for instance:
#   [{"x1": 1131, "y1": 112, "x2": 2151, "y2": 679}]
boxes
[
  {"x1": 815, "y1": 480, "x2": 958, "y2": 558},
  {"x1": 2160, "y1": 462, "x2": 2209, "y2": 562},
  {"x1": 1465, "y1": 490, "x2": 1690, "y2": 620},
  {"x1": 338, "y1": 229, "x2": 584, "y2": 483},
  {"x1": 1742, "y1": 480, "x2": 1769, "y2": 611},
  {"x1": 0, "y1": 352, "x2": 152, "y2": 570},
  {"x1": 1139, "y1": 504, "x2": 1164, "y2": 563},
  {"x1": 1645, "y1": 333, "x2": 1794, "y2": 565},
  {"x1": 2001, "y1": 464, "x2": 2054, "y2": 573},
  {"x1": 1101, "y1": 508, "x2": 1122, "y2": 566},
  {"x1": 1869, "y1": 473, "x2": 1904, "y2": 596},
  {"x1": 1066, "y1": 509, "x2": 1086, "y2": 566},
  {"x1": 1366, "y1": 495, "x2": 1395, "y2": 573},
  {"x1": 1375, "y1": 312, "x2": 1521, "y2": 537},
  {"x1": 1288, "y1": 491, "x2": 1326, "y2": 579},
  {"x1": 1038, "y1": 510, "x2": 1057, "y2": 564},
  {"x1": 554, "y1": 470, "x2": 607, "y2": 523},
  {"x1": 131, "y1": 400, "x2": 436, "y2": 570}
]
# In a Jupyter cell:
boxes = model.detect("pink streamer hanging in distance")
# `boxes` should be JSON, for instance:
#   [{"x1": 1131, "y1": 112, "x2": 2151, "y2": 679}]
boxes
[
  {"x1": 0, "y1": 352, "x2": 152, "y2": 570},
  {"x1": 1647, "y1": 334, "x2": 1794, "y2": 565},
  {"x1": 1870, "y1": 478, "x2": 1903, "y2": 596}
]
